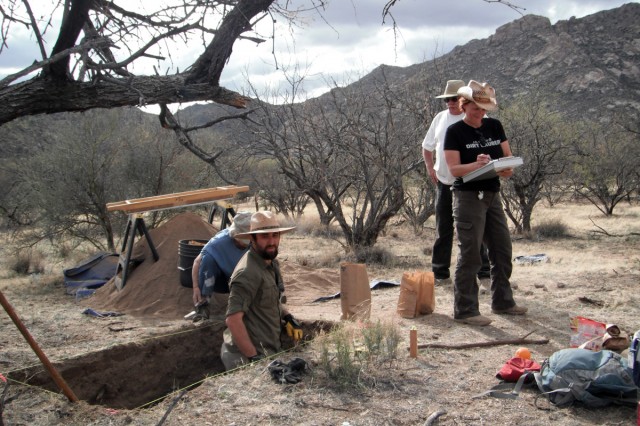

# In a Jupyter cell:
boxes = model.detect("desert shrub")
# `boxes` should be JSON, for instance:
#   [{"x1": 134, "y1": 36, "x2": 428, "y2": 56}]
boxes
[
  {"x1": 293, "y1": 217, "x2": 342, "y2": 239},
  {"x1": 297, "y1": 252, "x2": 342, "y2": 269},
  {"x1": 9, "y1": 252, "x2": 30, "y2": 275},
  {"x1": 361, "y1": 320, "x2": 401, "y2": 362},
  {"x1": 56, "y1": 241, "x2": 75, "y2": 259},
  {"x1": 8, "y1": 250, "x2": 45, "y2": 275},
  {"x1": 349, "y1": 246, "x2": 394, "y2": 266},
  {"x1": 534, "y1": 219, "x2": 569, "y2": 238},
  {"x1": 317, "y1": 320, "x2": 400, "y2": 391}
]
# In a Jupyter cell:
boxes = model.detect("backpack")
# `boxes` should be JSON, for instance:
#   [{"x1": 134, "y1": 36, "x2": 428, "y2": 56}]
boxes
[{"x1": 534, "y1": 348, "x2": 638, "y2": 407}]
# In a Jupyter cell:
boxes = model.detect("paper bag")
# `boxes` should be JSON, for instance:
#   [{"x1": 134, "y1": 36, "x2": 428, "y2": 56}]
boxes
[
  {"x1": 397, "y1": 271, "x2": 435, "y2": 318},
  {"x1": 340, "y1": 263, "x2": 371, "y2": 321}
]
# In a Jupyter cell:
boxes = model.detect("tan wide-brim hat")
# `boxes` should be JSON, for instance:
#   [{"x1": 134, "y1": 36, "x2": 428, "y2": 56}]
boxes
[
  {"x1": 233, "y1": 211, "x2": 296, "y2": 239},
  {"x1": 457, "y1": 80, "x2": 498, "y2": 111},
  {"x1": 227, "y1": 211, "x2": 252, "y2": 238},
  {"x1": 435, "y1": 80, "x2": 465, "y2": 98}
]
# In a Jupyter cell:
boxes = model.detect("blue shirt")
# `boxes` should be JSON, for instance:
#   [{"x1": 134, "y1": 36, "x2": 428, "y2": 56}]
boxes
[{"x1": 199, "y1": 229, "x2": 249, "y2": 293}]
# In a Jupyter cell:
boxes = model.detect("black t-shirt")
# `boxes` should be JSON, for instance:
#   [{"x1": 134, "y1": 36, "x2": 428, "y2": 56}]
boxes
[{"x1": 444, "y1": 117, "x2": 507, "y2": 192}]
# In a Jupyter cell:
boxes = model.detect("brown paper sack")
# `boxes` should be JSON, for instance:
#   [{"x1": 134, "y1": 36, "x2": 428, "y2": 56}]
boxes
[
  {"x1": 397, "y1": 271, "x2": 435, "y2": 318},
  {"x1": 340, "y1": 262, "x2": 371, "y2": 321}
]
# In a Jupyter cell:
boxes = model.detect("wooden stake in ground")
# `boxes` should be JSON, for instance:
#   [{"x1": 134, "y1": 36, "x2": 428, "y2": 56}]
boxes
[
  {"x1": 410, "y1": 331, "x2": 549, "y2": 351},
  {"x1": 0, "y1": 290, "x2": 78, "y2": 403},
  {"x1": 409, "y1": 327, "x2": 418, "y2": 358}
]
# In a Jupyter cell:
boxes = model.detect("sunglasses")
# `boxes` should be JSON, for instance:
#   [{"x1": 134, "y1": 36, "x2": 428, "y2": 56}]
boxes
[{"x1": 443, "y1": 96, "x2": 459, "y2": 103}]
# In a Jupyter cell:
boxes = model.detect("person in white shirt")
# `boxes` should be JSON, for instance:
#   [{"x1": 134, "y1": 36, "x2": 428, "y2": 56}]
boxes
[{"x1": 422, "y1": 80, "x2": 490, "y2": 282}]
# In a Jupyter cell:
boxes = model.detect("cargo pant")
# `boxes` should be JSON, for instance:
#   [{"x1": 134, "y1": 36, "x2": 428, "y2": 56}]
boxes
[
  {"x1": 432, "y1": 182, "x2": 491, "y2": 279},
  {"x1": 452, "y1": 189, "x2": 516, "y2": 319}
]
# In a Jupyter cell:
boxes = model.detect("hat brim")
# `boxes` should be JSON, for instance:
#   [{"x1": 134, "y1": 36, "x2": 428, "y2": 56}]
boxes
[
  {"x1": 458, "y1": 86, "x2": 498, "y2": 111},
  {"x1": 434, "y1": 94, "x2": 459, "y2": 99},
  {"x1": 234, "y1": 226, "x2": 296, "y2": 239},
  {"x1": 471, "y1": 101, "x2": 497, "y2": 112}
]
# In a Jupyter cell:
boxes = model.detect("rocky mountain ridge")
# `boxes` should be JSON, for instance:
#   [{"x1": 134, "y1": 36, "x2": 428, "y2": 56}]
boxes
[{"x1": 329, "y1": 3, "x2": 640, "y2": 121}]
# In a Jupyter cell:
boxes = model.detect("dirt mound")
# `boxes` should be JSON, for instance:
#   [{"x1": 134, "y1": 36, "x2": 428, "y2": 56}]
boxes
[
  {"x1": 280, "y1": 262, "x2": 340, "y2": 305},
  {"x1": 85, "y1": 212, "x2": 217, "y2": 319}
]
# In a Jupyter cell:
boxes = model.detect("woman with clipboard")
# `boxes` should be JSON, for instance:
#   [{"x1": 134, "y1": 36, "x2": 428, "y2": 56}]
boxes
[{"x1": 443, "y1": 80, "x2": 527, "y2": 326}]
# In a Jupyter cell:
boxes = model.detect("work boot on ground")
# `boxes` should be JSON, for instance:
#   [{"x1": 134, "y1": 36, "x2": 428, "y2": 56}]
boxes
[
  {"x1": 492, "y1": 305, "x2": 528, "y2": 315},
  {"x1": 433, "y1": 272, "x2": 450, "y2": 280},
  {"x1": 454, "y1": 315, "x2": 492, "y2": 326}
]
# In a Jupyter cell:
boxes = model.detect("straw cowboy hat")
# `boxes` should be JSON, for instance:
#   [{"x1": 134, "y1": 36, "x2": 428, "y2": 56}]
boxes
[
  {"x1": 457, "y1": 80, "x2": 498, "y2": 111},
  {"x1": 227, "y1": 211, "x2": 252, "y2": 238},
  {"x1": 234, "y1": 211, "x2": 296, "y2": 238},
  {"x1": 435, "y1": 80, "x2": 465, "y2": 98}
]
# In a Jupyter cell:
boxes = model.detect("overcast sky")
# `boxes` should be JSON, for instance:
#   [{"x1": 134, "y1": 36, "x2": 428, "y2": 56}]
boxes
[
  {"x1": 220, "y1": 0, "x2": 637, "y2": 101},
  {"x1": 1, "y1": 0, "x2": 636, "y2": 107}
]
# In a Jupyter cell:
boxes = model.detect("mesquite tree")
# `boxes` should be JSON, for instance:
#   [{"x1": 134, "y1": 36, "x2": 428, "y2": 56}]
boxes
[
  {"x1": 245, "y1": 68, "x2": 425, "y2": 250},
  {"x1": 0, "y1": 0, "x2": 334, "y2": 171},
  {"x1": 498, "y1": 95, "x2": 575, "y2": 234}
]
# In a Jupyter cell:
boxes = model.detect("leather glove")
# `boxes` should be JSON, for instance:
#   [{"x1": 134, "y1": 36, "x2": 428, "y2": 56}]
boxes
[{"x1": 283, "y1": 314, "x2": 303, "y2": 341}]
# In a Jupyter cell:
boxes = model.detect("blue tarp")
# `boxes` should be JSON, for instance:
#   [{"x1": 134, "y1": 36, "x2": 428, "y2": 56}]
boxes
[
  {"x1": 81, "y1": 308, "x2": 123, "y2": 318},
  {"x1": 63, "y1": 252, "x2": 119, "y2": 295}
]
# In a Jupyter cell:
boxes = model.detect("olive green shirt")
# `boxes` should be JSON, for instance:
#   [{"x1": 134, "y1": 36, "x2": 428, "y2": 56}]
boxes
[{"x1": 224, "y1": 248, "x2": 283, "y2": 356}]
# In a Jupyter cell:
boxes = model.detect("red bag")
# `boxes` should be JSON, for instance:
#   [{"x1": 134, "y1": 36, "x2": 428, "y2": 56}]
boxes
[{"x1": 496, "y1": 357, "x2": 541, "y2": 382}]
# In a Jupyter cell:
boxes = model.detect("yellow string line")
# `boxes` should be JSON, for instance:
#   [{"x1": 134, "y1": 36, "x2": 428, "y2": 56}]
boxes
[
  {"x1": 3, "y1": 321, "x2": 220, "y2": 376},
  {"x1": 3, "y1": 323, "x2": 314, "y2": 410}
]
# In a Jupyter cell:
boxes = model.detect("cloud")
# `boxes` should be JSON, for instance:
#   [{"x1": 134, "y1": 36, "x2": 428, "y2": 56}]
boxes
[{"x1": 2, "y1": 0, "x2": 636, "y2": 104}]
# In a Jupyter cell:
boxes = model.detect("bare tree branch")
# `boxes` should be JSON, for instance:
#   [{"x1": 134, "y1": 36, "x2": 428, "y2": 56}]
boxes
[
  {"x1": 0, "y1": 37, "x2": 113, "y2": 88},
  {"x1": 0, "y1": 0, "x2": 284, "y2": 126},
  {"x1": 20, "y1": 0, "x2": 47, "y2": 60}
]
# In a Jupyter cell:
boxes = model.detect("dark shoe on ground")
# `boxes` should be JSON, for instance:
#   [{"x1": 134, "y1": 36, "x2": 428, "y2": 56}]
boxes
[
  {"x1": 454, "y1": 315, "x2": 492, "y2": 326},
  {"x1": 492, "y1": 305, "x2": 528, "y2": 315},
  {"x1": 477, "y1": 271, "x2": 491, "y2": 279},
  {"x1": 434, "y1": 273, "x2": 450, "y2": 280}
]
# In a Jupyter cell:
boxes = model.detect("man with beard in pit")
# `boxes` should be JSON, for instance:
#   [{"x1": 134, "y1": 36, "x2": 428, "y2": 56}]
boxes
[{"x1": 220, "y1": 211, "x2": 303, "y2": 370}]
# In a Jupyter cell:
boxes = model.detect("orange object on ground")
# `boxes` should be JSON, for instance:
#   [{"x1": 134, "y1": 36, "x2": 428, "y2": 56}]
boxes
[{"x1": 515, "y1": 347, "x2": 531, "y2": 360}]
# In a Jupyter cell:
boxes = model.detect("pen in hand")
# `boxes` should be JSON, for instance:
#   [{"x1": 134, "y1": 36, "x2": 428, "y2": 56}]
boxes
[{"x1": 477, "y1": 154, "x2": 491, "y2": 165}]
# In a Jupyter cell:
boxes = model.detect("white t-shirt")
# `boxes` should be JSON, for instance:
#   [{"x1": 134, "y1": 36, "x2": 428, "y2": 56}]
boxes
[{"x1": 421, "y1": 110, "x2": 464, "y2": 185}]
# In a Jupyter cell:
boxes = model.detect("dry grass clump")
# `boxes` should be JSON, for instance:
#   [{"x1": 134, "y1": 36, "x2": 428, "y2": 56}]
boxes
[
  {"x1": 315, "y1": 320, "x2": 400, "y2": 391},
  {"x1": 7, "y1": 250, "x2": 45, "y2": 275},
  {"x1": 348, "y1": 246, "x2": 394, "y2": 266},
  {"x1": 293, "y1": 217, "x2": 343, "y2": 239},
  {"x1": 534, "y1": 218, "x2": 570, "y2": 239},
  {"x1": 296, "y1": 252, "x2": 342, "y2": 268}
]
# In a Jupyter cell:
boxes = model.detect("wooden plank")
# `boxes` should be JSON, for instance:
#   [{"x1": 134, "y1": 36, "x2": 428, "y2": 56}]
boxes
[
  {"x1": 107, "y1": 186, "x2": 248, "y2": 212},
  {"x1": 106, "y1": 188, "x2": 226, "y2": 210},
  {"x1": 106, "y1": 185, "x2": 249, "y2": 213}
]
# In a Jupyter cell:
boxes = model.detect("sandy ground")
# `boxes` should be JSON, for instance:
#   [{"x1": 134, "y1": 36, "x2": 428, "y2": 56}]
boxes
[{"x1": 0, "y1": 202, "x2": 639, "y2": 425}]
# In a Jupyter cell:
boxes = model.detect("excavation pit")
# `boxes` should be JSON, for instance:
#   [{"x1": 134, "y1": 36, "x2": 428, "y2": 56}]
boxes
[{"x1": 9, "y1": 320, "x2": 331, "y2": 409}]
